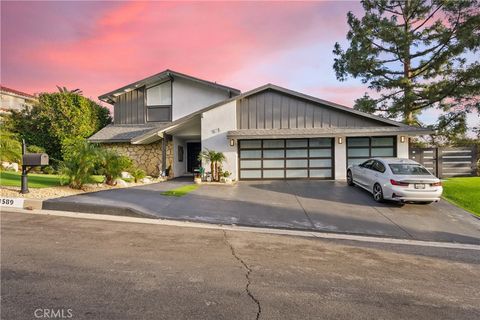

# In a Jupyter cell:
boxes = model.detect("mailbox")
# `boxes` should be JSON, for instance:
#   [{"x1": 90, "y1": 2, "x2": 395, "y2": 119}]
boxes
[{"x1": 22, "y1": 153, "x2": 49, "y2": 166}]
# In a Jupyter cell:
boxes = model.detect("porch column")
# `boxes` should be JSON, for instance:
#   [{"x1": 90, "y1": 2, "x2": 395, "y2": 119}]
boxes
[{"x1": 161, "y1": 136, "x2": 166, "y2": 175}]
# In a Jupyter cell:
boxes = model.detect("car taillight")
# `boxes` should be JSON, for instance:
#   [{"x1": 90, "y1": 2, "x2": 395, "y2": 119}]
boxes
[
  {"x1": 431, "y1": 181, "x2": 442, "y2": 187},
  {"x1": 390, "y1": 179, "x2": 409, "y2": 186}
]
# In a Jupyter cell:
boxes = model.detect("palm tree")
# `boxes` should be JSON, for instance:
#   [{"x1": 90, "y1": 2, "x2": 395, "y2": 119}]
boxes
[
  {"x1": 198, "y1": 149, "x2": 226, "y2": 181},
  {"x1": 211, "y1": 151, "x2": 226, "y2": 181},
  {"x1": 56, "y1": 85, "x2": 83, "y2": 95}
]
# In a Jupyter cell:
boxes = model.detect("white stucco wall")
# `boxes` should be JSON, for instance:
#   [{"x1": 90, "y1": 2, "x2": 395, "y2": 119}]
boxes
[
  {"x1": 173, "y1": 136, "x2": 187, "y2": 178},
  {"x1": 334, "y1": 136, "x2": 347, "y2": 180},
  {"x1": 0, "y1": 92, "x2": 35, "y2": 111},
  {"x1": 201, "y1": 101, "x2": 238, "y2": 180},
  {"x1": 397, "y1": 135, "x2": 409, "y2": 158},
  {"x1": 172, "y1": 77, "x2": 233, "y2": 120}
]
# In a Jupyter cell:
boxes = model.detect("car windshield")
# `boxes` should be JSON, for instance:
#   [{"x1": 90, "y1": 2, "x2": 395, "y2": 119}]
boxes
[{"x1": 389, "y1": 164, "x2": 431, "y2": 175}]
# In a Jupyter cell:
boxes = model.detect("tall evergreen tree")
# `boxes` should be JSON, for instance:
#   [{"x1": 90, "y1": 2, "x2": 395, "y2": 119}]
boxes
[{"x1": 333, "y1": 0, "x2": 480, "y2": 141}]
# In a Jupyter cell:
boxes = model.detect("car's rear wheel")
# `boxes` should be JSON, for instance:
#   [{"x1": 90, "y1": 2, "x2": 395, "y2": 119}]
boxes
[
  {"x1": 373, "y1": 183, "x2": 384, "y2": 202},
  {"x1": 347, "y1": 170, "x2": 354, "y2": 186}
]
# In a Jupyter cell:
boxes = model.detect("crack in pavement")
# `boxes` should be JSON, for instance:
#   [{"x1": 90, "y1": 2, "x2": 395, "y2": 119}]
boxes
[{"x1": 223, "y1": 230, "x2": 261, "y2": 320}]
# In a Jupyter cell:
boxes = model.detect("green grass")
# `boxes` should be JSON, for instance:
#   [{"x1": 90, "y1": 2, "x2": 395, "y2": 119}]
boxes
[
  {"x1": 0, "y1": 171, "x2": 104, "y2": 188},
  {"x1": 161, "y1": 184, "x2": 199, "y2": 197},
  {"x1": 442, "y1": 177, "x2": 480, "y2": 217}
]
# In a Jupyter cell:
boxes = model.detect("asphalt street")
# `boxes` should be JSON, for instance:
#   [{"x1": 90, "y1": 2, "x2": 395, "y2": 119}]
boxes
[{"x1": 1, "y1": 211, "x2": 479, "y2": 320}]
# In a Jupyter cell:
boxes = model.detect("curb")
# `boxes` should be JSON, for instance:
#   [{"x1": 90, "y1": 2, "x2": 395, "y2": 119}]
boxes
[
  {"x1": 42, "y1": 200, "x2": 158, "y2": 219},
  {"x1": 3, "y1": 208, "x2": 480, "y2": 251}
]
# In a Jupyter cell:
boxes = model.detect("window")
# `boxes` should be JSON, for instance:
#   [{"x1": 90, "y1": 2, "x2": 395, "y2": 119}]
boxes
[
  {"x1": 147, "y1": 82, "x2": 171, "y2": 105},
  {"x1": 146, "y1": 81, "x2": 172, "y2": 122},
  {"x1": 178, "y1": 146, "x2": 184, "y2": 162},
  {"x1": 389, "y1": 164, "x2": 431, "y2": 175},
  {"x1": 360, "y1": 160, "x2": 375, "y2": 169},
  {"x1": 372, "y1": 160, "x2": 386, "y2": 173}
]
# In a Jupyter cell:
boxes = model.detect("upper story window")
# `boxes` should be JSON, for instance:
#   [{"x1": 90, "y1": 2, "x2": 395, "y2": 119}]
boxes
[{"x1": 146, "y1": 81, "x2": 172, "y2": 122}]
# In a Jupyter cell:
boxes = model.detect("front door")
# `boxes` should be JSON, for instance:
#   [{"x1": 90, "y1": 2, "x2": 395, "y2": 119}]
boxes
[{"x1": 187, "y1": 142, "x2": 202, "y2": 173}]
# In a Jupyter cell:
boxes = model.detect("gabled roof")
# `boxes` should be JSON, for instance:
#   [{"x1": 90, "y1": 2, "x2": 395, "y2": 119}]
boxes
[
  {"x1": 130, "y1": 84, "x2": 430, "y2": 144},
  {"x1": 98, "y1": 69, "x2": 241, "y2": 104}
]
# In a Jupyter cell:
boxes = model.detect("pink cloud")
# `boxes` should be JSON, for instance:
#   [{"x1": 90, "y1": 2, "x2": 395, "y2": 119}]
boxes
[{"x1": 1, "y1": 1, "x2": 361, "y2": 102}]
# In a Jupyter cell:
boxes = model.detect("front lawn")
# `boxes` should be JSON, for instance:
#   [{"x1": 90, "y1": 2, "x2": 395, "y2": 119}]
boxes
[
  {"x1": 442, "y1": 177, "x2": 480, "y2": 217},
  {"x1": 0, "y1": 171, "x2": 104, "y2": 188},
  {"x1": 161, "y1": 184, "x2": 199, "y2": 197}
]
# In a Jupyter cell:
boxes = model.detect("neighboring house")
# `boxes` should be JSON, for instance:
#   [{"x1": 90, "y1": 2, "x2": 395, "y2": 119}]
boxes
[
  {"x1": 89, "y1": 69, "x2": 431, "y2": 180},
  {"x1": 0, "y1": 85, "x2": 37, "y2": 114}
]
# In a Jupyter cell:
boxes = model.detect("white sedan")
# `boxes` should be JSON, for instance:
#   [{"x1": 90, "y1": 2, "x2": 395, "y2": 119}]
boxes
[{"x1": 347, "y1": 158, "x2": 443, "y2": 203}]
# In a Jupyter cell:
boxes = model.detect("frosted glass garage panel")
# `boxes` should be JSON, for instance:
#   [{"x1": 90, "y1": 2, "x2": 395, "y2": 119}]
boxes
[
  {"x1": 240, "y1": 140, "x2": 261, "y2": 149},
  {"x1": 286, "y1": 149, "x2": 308, "y2": 158},
  {"x1": 309, "y1": 169, "x2": 331, "y2": 178},
  {"x1": 286, "y1": 139, "x2": 308, "y2": 148},
  {"x1": 263, "y1": 140, "x2": 284, "y2": 148},
  {"x1": 348, "y1": 138, "x2": 369, "y2": 146},
  {"x1": 240, "y1": 150, "x2": 261, "y2": 158},
  {"x1": 371, "y1": 148, "x2": 394, "y2": 157},
  {"x1": 309, "y1": 149, "x2": 331, "y2": 157},
  {"x1": 309, "y1": 138, "x2": 331, "y2": 147},
  {"x1": 264, "y1": 150, "x2": 285, "y2": 158},
  {"x1": 348, "y1": 158, "x2": 369, "y2": 166},
  {"x1": 263, "y1": 170, "x2": 284, "y2": 178},
  {"x1": 371, "y1": 137, "x2": 394, "y2": 146},
  {"x1": 240, "y1": 160, "x2": 261, "y2": 169},
  {"x1": 240, "y1": 170, "x2": 261, "y2": 179},
  {"x1": 348, "y1": 148, "x2": 369, "y2": 157},
  {"x1": 309, "y1": 159, "x2": 331, "y2": 167},
  {"x1": 286, "y1": 159, "x2": 308, "y2": 168},
  {"x1": 286, "y1": 169, "x2": 308, "y2": 178},
  {"x1": 263, "y1": 160, "x2": 284, "y2": 168}
]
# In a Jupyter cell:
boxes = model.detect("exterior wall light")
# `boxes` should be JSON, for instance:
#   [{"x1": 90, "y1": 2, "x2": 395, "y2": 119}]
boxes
[
  {"x1": 400, "y1": 136, "x2": 406, "y2": 143},
  {"x1": 337, "y1": 137, "x2": 343, "y2": 144},
  {"x1": 229, "y1": 139, "x2": 235, "y2": 146}
]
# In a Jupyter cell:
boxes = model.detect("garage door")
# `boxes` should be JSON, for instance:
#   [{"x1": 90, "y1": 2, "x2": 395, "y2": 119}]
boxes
[
  {"x1": 239, "y1": 138, "x2": 334, "y2": 180},
  {"x1": 347, "y1": 136, "x2": 396, "y2": 166}
]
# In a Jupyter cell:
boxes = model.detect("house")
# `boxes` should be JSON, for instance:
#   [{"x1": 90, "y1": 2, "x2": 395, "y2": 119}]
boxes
[
  {"x1": 0, "y1": 85, "x2": 37, "y2": 114},
  {"x1": 89, "y1": 70, "x2": 431, "y2": 180}
]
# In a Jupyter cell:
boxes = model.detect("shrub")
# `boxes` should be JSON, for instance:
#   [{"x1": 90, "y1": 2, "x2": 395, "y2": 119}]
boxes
[
  {"x1": 4, "y1": 91, "x2": 111, "y2": 161},
  {"x1": 131, "y1": 168, "x2": 146, "y2": 183},
  {"x1": 98, "y1": 149, "x2": 133, "y2": 185},
  {"x1": 0, "y1": 129, "x2": 22, "y2": 163},
  {"x1": 27, "y1": 145, "x2": 45, "y2": 153},
  {"x1": 42, "y1": 166, "x2": 55, "y2": 175},
  {"x1": 59, "y1": 140, "x2": 100, "y2": 189}
]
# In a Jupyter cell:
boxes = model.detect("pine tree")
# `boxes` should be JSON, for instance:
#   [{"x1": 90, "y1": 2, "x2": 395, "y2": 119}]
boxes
[{"x1": 333, "y1": 0, "x2": 480, "y2": 141}]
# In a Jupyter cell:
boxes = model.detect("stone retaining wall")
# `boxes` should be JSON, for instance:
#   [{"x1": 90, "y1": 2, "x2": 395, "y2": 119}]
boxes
[{"x1": 101, "y1": 141, "x2": 174, "y2": 177}]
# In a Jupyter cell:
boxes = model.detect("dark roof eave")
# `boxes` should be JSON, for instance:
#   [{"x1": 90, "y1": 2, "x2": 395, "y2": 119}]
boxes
[{"x1": 227, "y1": 128, "x2": 433, "y2": 139}]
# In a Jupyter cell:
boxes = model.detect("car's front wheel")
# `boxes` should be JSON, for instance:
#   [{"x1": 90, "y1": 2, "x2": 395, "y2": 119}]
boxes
[
  {"x1": 347, "y1": 170, "x2": 354, "y2": 186},
  {"x1": 373, "y1": 183, "x2": 384, "y2": 202}
]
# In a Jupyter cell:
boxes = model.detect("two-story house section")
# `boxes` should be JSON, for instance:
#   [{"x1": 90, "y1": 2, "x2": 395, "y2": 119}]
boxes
[
  {"x1": 89, "y1": 70, "x2": 240, "y2": 176},
  {"x1": 90, "y1": 70, "x2": 431, "y2": 180}
]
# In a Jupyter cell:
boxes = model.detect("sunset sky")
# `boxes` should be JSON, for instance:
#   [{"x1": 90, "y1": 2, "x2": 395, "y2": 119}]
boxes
[{"x1": 1, "y1": 1, "x2": 478, "y2": 130}]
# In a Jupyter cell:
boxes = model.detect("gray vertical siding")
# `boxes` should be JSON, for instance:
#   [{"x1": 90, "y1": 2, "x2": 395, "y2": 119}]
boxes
[
  {"x1": 113, "y1": 87, "x2": 146, "y2": 124},
  {"x1": 237, "y1": 89, "x2": 387, "y2": 129}
]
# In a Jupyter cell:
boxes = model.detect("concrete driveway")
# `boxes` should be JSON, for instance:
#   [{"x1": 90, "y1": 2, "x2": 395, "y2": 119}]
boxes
[{"x1": 44, "y1": 179, "x2": 480, "y2": 244}]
